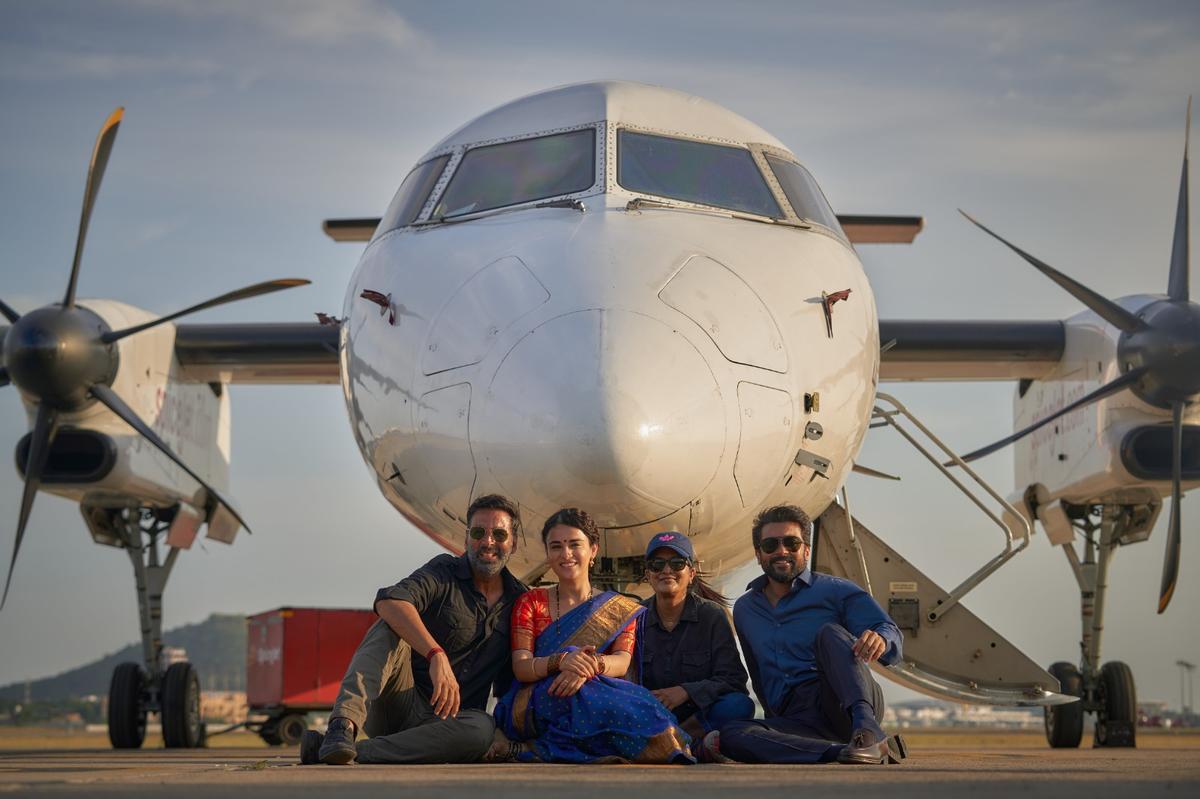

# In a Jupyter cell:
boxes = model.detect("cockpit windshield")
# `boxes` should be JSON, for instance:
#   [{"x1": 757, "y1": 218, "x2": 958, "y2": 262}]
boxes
[
  {"x1": 432, "y1": 128, "x2": 595, "y2": 219},
  {"x1": 617, "y1": 130, "x2": 781, "y2": 219},
  {"x1": 764, "y1": 154, "x2": 844, "y2": 237},
  {"x1": 375, "y1": 155, "x2": 451, "y2": 237}
]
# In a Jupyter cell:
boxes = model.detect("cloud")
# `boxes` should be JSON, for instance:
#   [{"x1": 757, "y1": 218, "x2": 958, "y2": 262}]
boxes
[
  {"x1": 128, "y1": 0, "x2": 426, "y2": 50},
  {"x1": 0, "y1": 45, "x2": 221, "y2": 82}
]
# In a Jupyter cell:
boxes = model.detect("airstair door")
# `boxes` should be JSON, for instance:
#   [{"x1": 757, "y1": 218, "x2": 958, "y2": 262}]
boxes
[{"x1": 813, "y1": 505, "x2": 1074, "y2": 707}]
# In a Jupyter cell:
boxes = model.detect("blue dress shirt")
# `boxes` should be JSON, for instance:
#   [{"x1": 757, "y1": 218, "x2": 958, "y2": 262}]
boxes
[{"x1": 732, "y1": 568, "x2": 903, "y2": 716}]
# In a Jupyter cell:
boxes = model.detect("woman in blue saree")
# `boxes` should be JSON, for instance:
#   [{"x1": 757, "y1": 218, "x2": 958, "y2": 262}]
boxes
[{"x1": 491, "y1": 508, "x2": 695, "y2": 764}]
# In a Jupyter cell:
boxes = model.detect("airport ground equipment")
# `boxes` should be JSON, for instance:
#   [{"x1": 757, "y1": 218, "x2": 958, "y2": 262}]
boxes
[{"x1": 246, "y1": 607, "x2": 376, "y2": 745}]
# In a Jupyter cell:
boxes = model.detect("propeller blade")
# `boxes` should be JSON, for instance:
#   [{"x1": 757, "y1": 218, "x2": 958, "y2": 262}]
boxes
[
  {"x1": 960, "y1": 210, "x2": 1146, "y2": 334},
  {"x1": 1157, "y1": 401, "x2": 1185, "y2": 613},
  {"x1": 955, "y1": 368, "x2": 1146, "y2": 464},
  {"x1": 0, "y1": 298, "x2": 19, "y2": 324},
  {"x1": 852, "y1": 463, "x2": 902, "y2": 481},
  {"x1": 1168, "y1": 97, "x2": 1191, "y2": 303},
  {"x1": 63, "y1": 107, "x2": 124, "y2": 310},
  {"x1": 2, "y1": 404, "x2": 58, "y2": 610},
  {"x1": 89, "y1": 383, "x2": 250, "y2": 534},
  {"x1": 100, "y1": 278, "x2": 311, "y2": 344}
]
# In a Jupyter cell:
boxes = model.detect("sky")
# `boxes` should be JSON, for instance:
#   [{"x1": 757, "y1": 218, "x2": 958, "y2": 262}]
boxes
[{"x1": 0, "y1": 0, "x2": 1198, "y2": 711}]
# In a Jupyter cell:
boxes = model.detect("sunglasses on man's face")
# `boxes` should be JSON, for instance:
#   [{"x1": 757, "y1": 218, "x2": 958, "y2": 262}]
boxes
[
  {"x1": 756, "y1": 535, "x2": 806, "y2": 554},
  {"x1": 468, "y1": 526, "x2": 511, "y2": 543},
  {"x1": 646, "y1": 557, "x2": 690, "y2": 573}
]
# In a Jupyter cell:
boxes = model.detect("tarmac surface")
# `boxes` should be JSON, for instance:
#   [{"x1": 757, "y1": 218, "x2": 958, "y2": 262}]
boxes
[{"x1": 2, "y1": 731, "x2": 1199, "y2": 798}]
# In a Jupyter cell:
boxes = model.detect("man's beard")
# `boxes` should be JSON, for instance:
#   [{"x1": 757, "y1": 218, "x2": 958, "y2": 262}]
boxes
[
  {"x1": 762, "y1": 554, "x2": 801, "y2": 584},
  {"x1": 469, "y1": 545, "x2": 509, "y2": 576}
]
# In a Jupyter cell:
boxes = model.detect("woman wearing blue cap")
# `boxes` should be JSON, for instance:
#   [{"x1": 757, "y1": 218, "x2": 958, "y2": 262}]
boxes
[{"x1": 640, "y1": 531, "x2": 755, "y2": 759}]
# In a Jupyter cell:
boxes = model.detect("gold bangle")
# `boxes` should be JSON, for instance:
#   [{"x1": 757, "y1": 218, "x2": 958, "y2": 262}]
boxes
[
  {"x1": 596, "y1": 655, "x2": 606, "y2": 676},
  {"x1": 547, "y1": 653, "x2": 564, "y2": 674}
]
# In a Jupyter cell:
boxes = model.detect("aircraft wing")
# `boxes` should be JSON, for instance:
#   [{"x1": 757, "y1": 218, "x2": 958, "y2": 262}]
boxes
[
  {"x1": 173, "y1": 323, "x2": 339, "y2": 384},
  {"x1": 3, "y1": 319, "x2": 1065, "y2": 386},
  {"x1": 879, "y1": 320, "x2": 1064, "y2": 381},
  {"x1": 323, "y1": 214, "x2": 925, "y2": 245},
  {"x1": 7, "y1": 319, "x2": 1061, "y2": 385}
]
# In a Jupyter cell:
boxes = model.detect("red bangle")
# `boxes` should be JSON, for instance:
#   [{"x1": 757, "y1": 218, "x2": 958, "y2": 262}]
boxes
[{"x1": 425, "y1": 646, "x2": 445, "y2": 660}]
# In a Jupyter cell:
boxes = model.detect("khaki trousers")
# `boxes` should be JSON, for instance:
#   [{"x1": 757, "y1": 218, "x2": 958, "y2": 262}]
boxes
[{"x1": 330, "y1": 619, "x2": 495, "y2": 764}]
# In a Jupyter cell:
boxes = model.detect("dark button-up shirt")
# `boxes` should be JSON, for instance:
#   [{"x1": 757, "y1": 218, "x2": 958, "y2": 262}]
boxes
[
  {"x1": 639, "y1": 593, "x2": 750, "y2": 712},
  {"x1": 732, "y1": 568, "x2": 902, "y2": 716},
  {"x1": 374, "y1": 554, "x2": 528, "y2": 710}
]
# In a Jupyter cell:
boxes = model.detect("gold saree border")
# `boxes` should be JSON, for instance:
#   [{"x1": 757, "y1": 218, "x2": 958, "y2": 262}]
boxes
[
  {"x1": 511, "y1": 684, "x2": 534, "y2": 738},
  {"x1": 633, "y1": 725, "x2": 691, "y2": 764},
  {"x1": 562, "y1": 593, "x2": 643, "y2": 651}
]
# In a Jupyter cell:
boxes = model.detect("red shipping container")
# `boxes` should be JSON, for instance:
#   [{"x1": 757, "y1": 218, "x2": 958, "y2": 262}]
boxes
[{"x1": 246, "y1": 607, "x2": 376, "y2": 712}]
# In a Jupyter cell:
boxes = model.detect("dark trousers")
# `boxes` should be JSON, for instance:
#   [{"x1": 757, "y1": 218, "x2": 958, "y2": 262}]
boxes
[
  {"x1": 330, "y1": 619, "x2": 495, "y2": 764},
  {"x1": 720, "y1": 623, "x2": 885, "y2": 764},
  {"x1": 675, "y1": 692, "x2": 757, "y2": 733}
]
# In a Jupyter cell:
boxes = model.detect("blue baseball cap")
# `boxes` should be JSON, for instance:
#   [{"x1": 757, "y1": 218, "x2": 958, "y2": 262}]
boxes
[{"x1": 645, "y1": 531, "x2": 695, "y2": 561}]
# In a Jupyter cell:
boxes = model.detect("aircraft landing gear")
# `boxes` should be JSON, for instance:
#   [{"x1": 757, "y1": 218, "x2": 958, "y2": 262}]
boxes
[
  {"x1": 100, "y1": 507, "x2": 206, "y2": 749},
  {"x1": 1095, "y1": 661, "x2": 1137, "y2": 747},
  {"x1": 1044, "y1": 662, "x2": 1083, "y2": 748},
  {"x1": 107, "y1": 662, "x2": 148, "y2": 749},
  {"x1": 1044, "y1": 505, "x2": 1142, "y2": 749}
]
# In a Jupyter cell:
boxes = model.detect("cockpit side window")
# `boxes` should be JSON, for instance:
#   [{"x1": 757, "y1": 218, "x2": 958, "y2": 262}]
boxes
[
  {"x1": 764, "y1": 154, "x2": 845, "y2": 238},
  {"x1": 617, "y1": 130, "x2": 781, "y2": 219},
  {"x1": 432, "y1": 128, "x2": 595, "y2": 219},
  {"x1": 375, "y1": 155, "x2": 452, "y2": 238}
]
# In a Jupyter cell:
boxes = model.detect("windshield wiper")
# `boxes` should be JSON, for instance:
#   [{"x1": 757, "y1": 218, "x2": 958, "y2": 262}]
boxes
[
  {"x1": 625, "y1": 197, "x2": 811, "y2": 229},
  {"x1": 625, "y1": 197, "x2": 676, "y2": 212},
  {"x1": 535, "y1": 198, "x2": 586, "y2": 212},
  {"x1": 414, "y1": 198, "x2": 586, "y2": 227}
]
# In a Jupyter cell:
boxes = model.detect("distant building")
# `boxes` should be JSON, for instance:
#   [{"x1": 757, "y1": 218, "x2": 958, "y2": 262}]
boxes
[{"x1": 161, "y1": 647, "x2": 188, "y2": 667}]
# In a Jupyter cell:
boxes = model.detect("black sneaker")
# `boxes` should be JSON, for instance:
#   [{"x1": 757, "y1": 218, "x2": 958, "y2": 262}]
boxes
[
  {"x1": 300, "y1": 730, "x2": 323, "y2": 765},
  {"x1": 317, "y1": 717, "x2": 357, "y2": 765}
]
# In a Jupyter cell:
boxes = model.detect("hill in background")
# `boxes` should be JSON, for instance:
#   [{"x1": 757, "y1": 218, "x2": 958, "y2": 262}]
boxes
[{"x1": 0, "y1": 614, "x2": 246, "y2": 701}]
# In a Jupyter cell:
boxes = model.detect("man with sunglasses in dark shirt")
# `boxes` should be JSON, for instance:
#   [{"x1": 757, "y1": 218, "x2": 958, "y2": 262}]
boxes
[
  {"x1": 301, "y1": 494, "x2": 528, "y2": 765},
  {"x1": 714, "y1": 504, "x2": 906, "y2": 766}
]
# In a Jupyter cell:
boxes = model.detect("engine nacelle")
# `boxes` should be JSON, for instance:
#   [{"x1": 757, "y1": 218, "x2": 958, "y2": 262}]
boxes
[
  {"x1": 1010, "y1": 297, "x2": 1199, "y2": 541},
  {"x1": 10, "y1": 299, "x2": 236, "y2": 548}
]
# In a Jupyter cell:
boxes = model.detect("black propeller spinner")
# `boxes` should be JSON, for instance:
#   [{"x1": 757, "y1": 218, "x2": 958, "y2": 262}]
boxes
[
  {"x1": 0, "y1": 107, "x2": 311, "y2": 608},
  {"x1": 955, "y1": 99, "x2": 1194, "y2": 614}
]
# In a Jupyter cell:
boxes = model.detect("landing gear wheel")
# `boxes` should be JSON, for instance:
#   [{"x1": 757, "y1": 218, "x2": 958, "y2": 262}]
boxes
[
  {"x1": 1095, "y1": 660, "x2": 1137, "y2": 747},
  {"x1": 1044, "y1": 661, "x2": 1083, "y2": 748},
  {"x1": 276, "y1": 714, "x2": 308, "y2": 746},
  {"x1": 108, "y1": 662, "x2": 147, "y2": 749},
  {"x1": 259, "y1": 719, "x2": 283, "y2": 746},
  {"x1": 162, "y1": 662, "x2": 204, "y2": 748}
]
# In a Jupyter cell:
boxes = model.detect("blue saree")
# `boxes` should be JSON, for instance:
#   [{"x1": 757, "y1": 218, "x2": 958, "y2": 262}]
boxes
[{"x1": 495, "y1": 591, "x2": 695, "y2": 764}]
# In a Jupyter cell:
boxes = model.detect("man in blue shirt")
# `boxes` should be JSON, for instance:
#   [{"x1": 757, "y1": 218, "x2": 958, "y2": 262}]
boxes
[{"x1": 715, "y1": 504, "x2": 905, "y2": 765}]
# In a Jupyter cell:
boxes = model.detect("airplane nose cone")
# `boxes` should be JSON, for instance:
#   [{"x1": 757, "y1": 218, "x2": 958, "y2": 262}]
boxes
[{"x1": 475, "y1": 309, "x2": 726, "y2": 527}]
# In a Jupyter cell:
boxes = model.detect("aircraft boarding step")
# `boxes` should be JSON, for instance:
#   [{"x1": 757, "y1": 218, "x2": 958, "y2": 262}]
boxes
[
  {"x1": 812, "y1": 392, "x2": 1075, "y2": 707},
  {"x1": 813, "y1": 506, "x2": 1073, "y2": 706}
]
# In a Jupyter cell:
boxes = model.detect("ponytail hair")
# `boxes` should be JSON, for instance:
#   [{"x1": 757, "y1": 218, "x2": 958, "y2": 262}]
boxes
[{"x1": 689, "y1": 572, "x2": 731, "y2": 607}]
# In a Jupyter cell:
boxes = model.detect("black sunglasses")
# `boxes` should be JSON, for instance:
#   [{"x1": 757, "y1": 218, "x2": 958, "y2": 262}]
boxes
[
  {"x1": 468, "y1": 526, "x2": 511, "y2": 543},
  {"x1": 646, "y1": 557, "x2": 690, "y2": 573},
  {"x1": 756, "y1": 535, "x2": 806, "y2": 554}
]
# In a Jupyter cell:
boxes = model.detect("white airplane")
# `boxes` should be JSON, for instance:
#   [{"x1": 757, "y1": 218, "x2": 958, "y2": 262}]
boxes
[{"x1": 0, "y1": 82, "x2": 1193, "y2": 753}]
